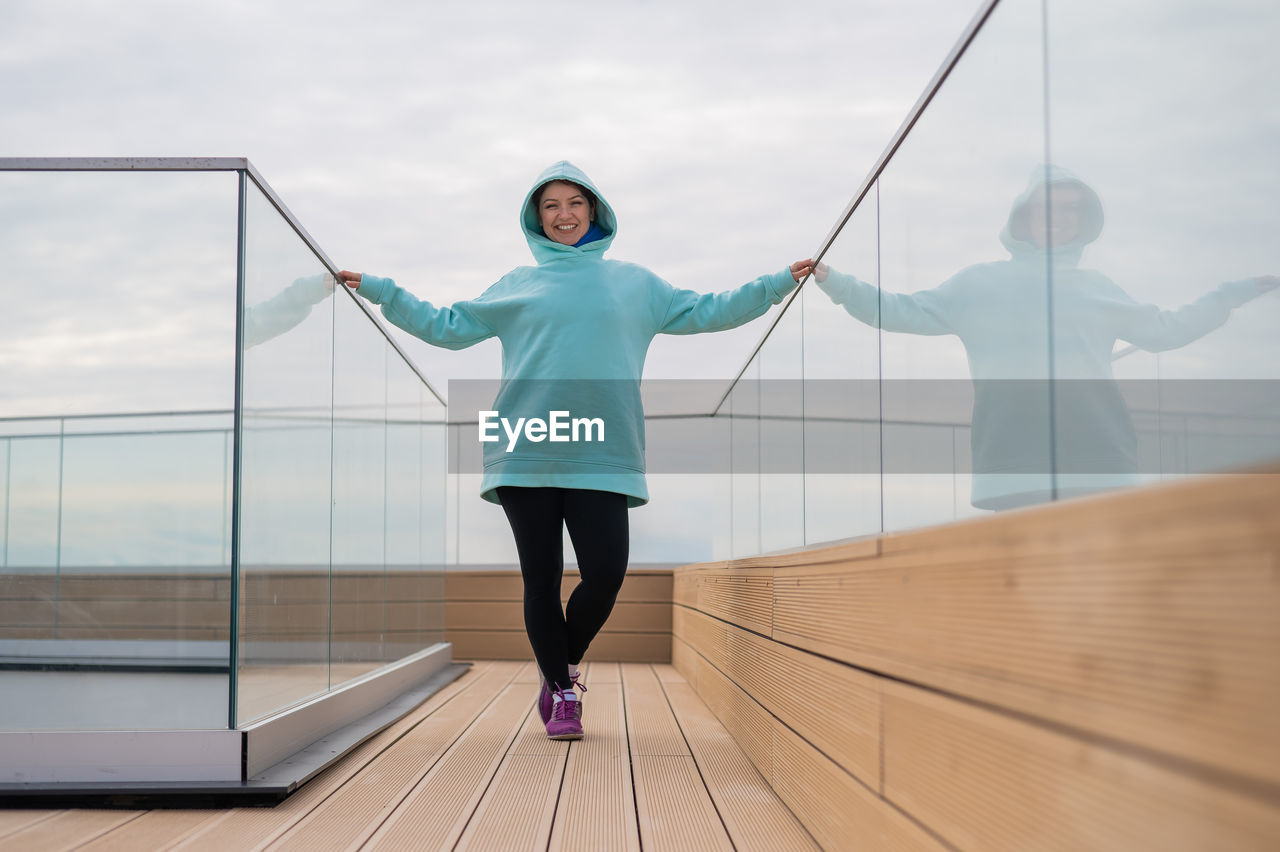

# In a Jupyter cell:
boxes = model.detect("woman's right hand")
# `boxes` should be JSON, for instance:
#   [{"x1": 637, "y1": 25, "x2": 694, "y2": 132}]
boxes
[
  {"x1": 789, "y1": 258, "x2": 829, "y2": 283},
  {"x1": 789, "y1": 258, "x2": 815, "y2": 283},
  {"x1": 338, "y1": 270, "x2": 363, "y2": 290}
]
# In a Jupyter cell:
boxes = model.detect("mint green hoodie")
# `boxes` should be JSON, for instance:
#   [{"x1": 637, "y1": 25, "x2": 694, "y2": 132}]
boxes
[{"x1": 356, "y1": 160, "x2": 797, "y2": 507}]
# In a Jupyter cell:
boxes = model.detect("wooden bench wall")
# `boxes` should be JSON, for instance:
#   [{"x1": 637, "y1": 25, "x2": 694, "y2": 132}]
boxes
[
  {"x1": 444, "y1": 569, "x2": 672, "y2": 663},
  {"x1": 673, "y1": 472, "x2": 1280, "y2": 850},
  {"x1": 0, "y1": 567, "x2": 672, "y2": 663},
  {"x1": 0, "y1": 570, "x2": 446, "y2": 649}
]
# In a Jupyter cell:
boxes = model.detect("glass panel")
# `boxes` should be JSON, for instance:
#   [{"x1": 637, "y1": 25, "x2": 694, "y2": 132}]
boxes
[
  {"x1": 0, "y1": 439, "x2": 8, "y2": 568},
  {"x1": 384, "y1": 348, "x2": 421, "y2": 663},
  {"x1": 632, "y1": 471, "x2": 724, "y2": 566},
  {"x1": 416, "y1": 388, "x2": 447, "y2": 646},
  {"x1": 236, "y1": 180, "x2": 335, "y2": 724},
  {"x1": 877, "y1": 0, "x2": 1049, "y2": 529},
  {"x1": 806, "y1": 191, "x2": 883, "y2": 543},
  {"x1": 60, "y1": 424, "x2": 229, "y2": 571},
  {"x1": 729, "y1": 358, "x2": 761, "y2": 557},
  {"x1": 635, "y1": 380, "x2": 731, "y2": 566},
  {"x1": 446, "y1": 425, "x2": 463, "y2": 567},
  {"x1": 0, "y1": 170, "x2": 237, "y2": 730},
  {"x1": 759, "y1": 298, "x2": 804, "y2": 554},
  {"x1": 329, "y1": 292, "x2": 387, "y2": 685},
  {"x1": 4, "y1": 436, "x2": 60, "y2": 570},
  {"x1": 0, "y1": 172, "x2": 237, "y2": 418},
  {"x1": 455, "y1": 472, "x2": 519, "y2": 566},
  {"x1": 1046, "y1": 0, "x2": 1280, "y2": 491}
]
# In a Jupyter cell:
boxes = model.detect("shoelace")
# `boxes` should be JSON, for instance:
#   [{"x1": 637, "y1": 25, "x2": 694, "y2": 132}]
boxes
[{"x1": 551, "y1": 690, "x2": 582, "y2": 721}]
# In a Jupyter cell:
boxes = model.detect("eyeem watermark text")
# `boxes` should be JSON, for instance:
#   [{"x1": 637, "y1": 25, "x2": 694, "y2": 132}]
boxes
[{"x1": 479, "y1": 410, "x2": 605, "y2": 452}]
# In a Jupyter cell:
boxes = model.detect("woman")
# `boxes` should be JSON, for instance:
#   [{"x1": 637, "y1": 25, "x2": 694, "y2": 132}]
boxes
[{"x1": 341, "y1": 160, "x2": 811, "y2": 740}]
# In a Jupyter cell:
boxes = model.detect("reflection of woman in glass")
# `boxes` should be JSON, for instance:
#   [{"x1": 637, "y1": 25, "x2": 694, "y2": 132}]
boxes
[
  {"x1": 243, "y1": 273, "x2": 336, "y2": 348},
  {"x1": 340, "y1": 161, "x2": 811, "y2": 739},
  {"x1": 815, "y1": 166, "x2": 1276, "y2": 509}
]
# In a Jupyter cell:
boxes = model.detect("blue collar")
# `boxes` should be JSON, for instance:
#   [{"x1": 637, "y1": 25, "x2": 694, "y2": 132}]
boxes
[{"x1": 573, "y1": 222, "x2": 606, "y2": 247}]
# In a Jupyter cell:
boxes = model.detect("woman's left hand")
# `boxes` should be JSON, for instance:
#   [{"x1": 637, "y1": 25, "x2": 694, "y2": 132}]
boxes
[{"x1": 789, "y1": 258, "x2": 815, "y2": 283}]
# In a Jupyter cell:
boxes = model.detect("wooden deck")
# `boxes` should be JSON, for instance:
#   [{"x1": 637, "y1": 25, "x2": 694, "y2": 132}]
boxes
[{"x1": 0, "y1": 661, "x2": 818, "y2": 851}]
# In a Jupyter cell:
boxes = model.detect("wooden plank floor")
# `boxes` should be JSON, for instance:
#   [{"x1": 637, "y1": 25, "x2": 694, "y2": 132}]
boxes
[{"x1": 1, "y1": 661, "x2": 818, "y2": 852}]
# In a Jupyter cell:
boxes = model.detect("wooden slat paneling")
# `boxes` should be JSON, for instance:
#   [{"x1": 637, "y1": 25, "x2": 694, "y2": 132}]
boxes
[
  {"x1": 676, "y1": 606, "x2": 883, "y2": 790},
  {"x1": 11, "y1": 660, "x2": 807, "y2": 851},
  {"x1": 0, "y1": 569, "x2": 443, "y2": 641},
  {"x1": 671, "y1": 635, "x2": 700, "y2": 686},
  {"x1": 882, "y1": 680, "x2": 1280, "y2": 852},
  {"x1": 362, "y1": 685, "x2": 532, "y2": 850},
  {"x1": 689, "y1": 651, "x2": 772, "y2": 781},
  {"x1": 385, "y1": 571, "x2": 446, "y2": 600},
  {"x1": 687, "y1": 643, "x2": 944, "y2": 851},
  {"x1": 587, "y1": 660, "x2": 621, "y2": 683},
  {"x1": 681, "y1": 535, "x2": 879, "y2": 571},
  {"x1": 548, "y1": 663, "x2": 641, "y2": 852},
  {"x1": 454, "y1": 754, "x2": 566, "y2": 852},
  {"x1": 621, "y1": 662, "x2": 734, "y2": 850},
  {"x1": 0, "y1": 812, "x2": 60, "y2": 842},
  {"x1": 770, "y1": 549, "x2": 1280, "y2": 790},
  {"x1": 444, "y1": 570, "x2": 673, "y2": 662},
  {"x1": 633, "y1": 755, "x2": 734, "y2": 852},
  {"x1": 448, "y1": 600, "x2": 671, "y2": 634},
  {"x1": 449, "y1": 630, "x2": 670, "y2": 663},
  {"x1": 446, "y1": 569, "x2": 673, "y2": 603},
  {"x1": 621, "y1": 663, "x2": 688, "y2": 757},
  {"x1": 211, "y1": 662, "x2": 520, "y2": 852},
  {"x1": 691, "y1": 566, "x2": 775, "y2": 636},
  {"x1": 653, "y1": 664, "x2": 686, "y2": 684},
  {"x1": 56, "y1": 576, "x2": 226, "y2": 601},
  {"x1": 78, "y1": 811, "x2": 223, "y2": 852},
  {"x1": 771, "y1": 717, "x2": 946, "y2": 852},
  {"x1": 0, "y1": 811, "x2": 143, "y2": 852},
  {"x1": 0, "y1": 600, "x2": 56, "y2": 627},
  {"x1": 662, "y1": 679, "x2": 818, "y2": 852},
  {"x1": 0, "y1": 575, "x2": 57, "y2": 600},
  {"x1": 54, "y1": 600, "x2": 227, "y2": 628},
  {"x1": 673, "y1": 471, "x2": 1280, "y2": 850},
  {"x1": 664, "y1": 473, "x2": 1280, "y2": 790},
  {"x1": 44, "y1": 627, "x2": 226, "y2": 640}
]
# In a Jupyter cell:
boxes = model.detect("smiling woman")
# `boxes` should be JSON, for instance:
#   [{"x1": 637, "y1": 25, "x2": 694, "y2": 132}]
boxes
[
  {"x1": 537, "y1": 180, "x2": 600, "y2": 246},
  {"x1": 337, "y1": 159, "x2": 812, "y2": 742}
]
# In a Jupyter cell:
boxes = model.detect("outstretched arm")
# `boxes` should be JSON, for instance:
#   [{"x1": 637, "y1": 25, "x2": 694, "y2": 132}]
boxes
[
  {"x1": 244, "y1": 272, "x2": 335, "y2": 348},
  {"x1": 655, "y1": 261, "x2": 807, "y2": 335},
  {"x1": 1111, "y1": 275, "x2": 1277, "y2": 352},
  {"x1": 340, "y1": 270, "x2": 496, "y2": 350},
  {"x1": 814, "y1": 263, "x2": 955, "y2": 336}
]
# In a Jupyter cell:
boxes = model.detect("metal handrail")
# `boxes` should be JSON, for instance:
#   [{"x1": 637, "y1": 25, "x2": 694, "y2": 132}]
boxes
[
  {"x1": 0, "y1": 157, "x2": 447, "y2": 407},
  {"x1": 6, "y1": 403, "x2": 1275, "y2": 441}
]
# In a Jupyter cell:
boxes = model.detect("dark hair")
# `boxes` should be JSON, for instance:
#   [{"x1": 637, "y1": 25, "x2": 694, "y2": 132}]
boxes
[{"x1": 535, "y1": 180, "x2": 597, "y2": 215}]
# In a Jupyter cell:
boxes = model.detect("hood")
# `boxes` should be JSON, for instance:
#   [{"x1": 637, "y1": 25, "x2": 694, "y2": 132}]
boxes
[
  {"x1": 999, "y1": 164, "x2": 1104, "y2": 267},
  {"x1": 521, "y1": 160, "x2": 618, "y2": 265}
]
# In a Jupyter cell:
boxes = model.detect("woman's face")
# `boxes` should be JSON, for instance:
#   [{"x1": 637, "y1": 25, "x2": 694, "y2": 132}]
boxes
[
  {"x1": 1026, "y1": 184, "x2": 1086, "y2": 248},
  {"x1": 538, "y1": 181, "x2": 594, "y2": 245}
]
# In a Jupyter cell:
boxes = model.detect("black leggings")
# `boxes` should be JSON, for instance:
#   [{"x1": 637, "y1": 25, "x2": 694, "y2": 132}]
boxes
[{"x1": 497, "y1": 486, "x2": 629, "y2": 691}]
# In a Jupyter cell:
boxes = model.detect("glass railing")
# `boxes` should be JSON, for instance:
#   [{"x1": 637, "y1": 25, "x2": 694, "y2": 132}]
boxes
[
  {"x1": 0, "y1": 160, "x2": 448, "y2": 739},
  {"x1": 716, "y1": 0, "x2": 1280, "y2": 555},
  {"x1": 4, "y1": 0, "x2": 1277, "y2": 741}
]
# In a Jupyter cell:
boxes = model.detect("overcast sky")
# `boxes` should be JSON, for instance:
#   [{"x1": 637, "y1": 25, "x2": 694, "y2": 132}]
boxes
[
  {"x1": 1, "y1": 0, "x2": 982, "y2": 391},
  {"x1": 4, "y1": 0, "x2": 1276, "y2": 565}
]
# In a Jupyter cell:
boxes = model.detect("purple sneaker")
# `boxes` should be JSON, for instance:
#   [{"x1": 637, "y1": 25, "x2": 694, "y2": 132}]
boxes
[
  {"x1": 539, "y1": 671, "x2": 587, "y2": 724},
  {"x1": 545, "y1": 689, "x2": 584, "y2": 740},
  {"x1": 537, "y1": 678, "x2": 554, "y2": 724}
]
